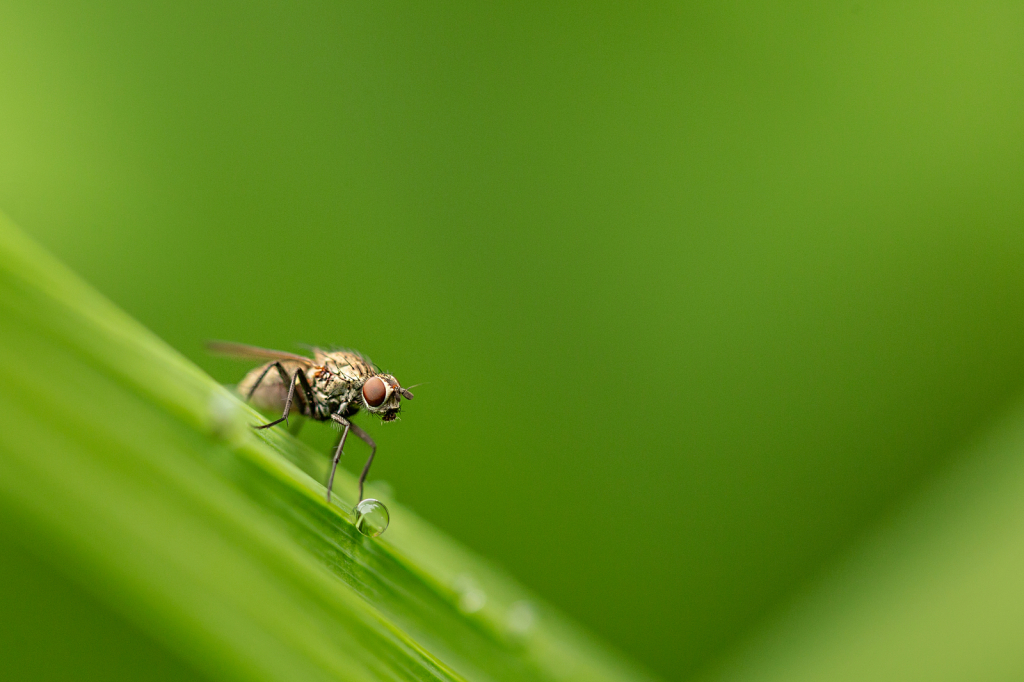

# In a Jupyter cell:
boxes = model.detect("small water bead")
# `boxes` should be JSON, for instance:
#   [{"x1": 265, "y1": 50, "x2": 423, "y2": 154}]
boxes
[
  {"x1": 354, "y1": 498, "x2": 390, "y2": 537},
  {"x1": 505, "y1": 600, "x2": 537, "y2": 639},
  {"x1": 452, "y1": 574, "x2": 487, "y2": 614}
]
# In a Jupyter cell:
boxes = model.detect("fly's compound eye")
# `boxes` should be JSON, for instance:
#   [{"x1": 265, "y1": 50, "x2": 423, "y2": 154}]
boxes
[{"x1": 362, "y1": 377, "x2": 387, "y2": 407}]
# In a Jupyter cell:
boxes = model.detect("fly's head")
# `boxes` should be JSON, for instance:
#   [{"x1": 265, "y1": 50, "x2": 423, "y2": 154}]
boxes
[{"x1": 360, "y1": 374, "x2": 414, "y2": 422}]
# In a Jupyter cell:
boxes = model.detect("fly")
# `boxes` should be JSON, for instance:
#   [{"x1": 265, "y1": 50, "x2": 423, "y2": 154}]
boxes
[{"x1": 208, "y1": 341, "x2": 414, "y2": 503}]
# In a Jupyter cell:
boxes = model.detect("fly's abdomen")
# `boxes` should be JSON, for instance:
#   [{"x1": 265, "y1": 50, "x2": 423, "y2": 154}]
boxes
[{"x1": 237, "y1": 360, "x2": 314, "y2": 416}]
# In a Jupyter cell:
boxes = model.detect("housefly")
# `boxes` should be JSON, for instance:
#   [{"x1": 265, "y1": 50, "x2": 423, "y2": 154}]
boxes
[{"x1": 208, "y1": 342, "x2": 413, "y2": 503}]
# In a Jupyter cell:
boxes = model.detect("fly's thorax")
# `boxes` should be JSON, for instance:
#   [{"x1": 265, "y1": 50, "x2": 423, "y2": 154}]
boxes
[
  {"x1": 311, "y1": 367, "x2": 357, "y2": 407},
  {"x1": 316, "y1": 350, "x2": 376, "y2": 381},
  {"x1": 310, "y1": 351, "x2": 366, "y2": 390}
]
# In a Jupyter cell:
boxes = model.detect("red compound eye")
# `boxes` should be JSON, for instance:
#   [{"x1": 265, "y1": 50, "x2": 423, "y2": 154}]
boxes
[{"x1": 362, "y1": 377, "x2": 387, "y2": 407}]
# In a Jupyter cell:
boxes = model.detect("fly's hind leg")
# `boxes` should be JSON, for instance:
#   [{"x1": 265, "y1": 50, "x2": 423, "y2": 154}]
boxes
[
  {"x1": 253, "y1": 365, "x2": 316, "y2": 430},
  {"x1": 244, "y1": 361, "x2": 290, "y2": 401},
  {"x1": 348, "y1": 423, "x2": 377, "y2": 503}
]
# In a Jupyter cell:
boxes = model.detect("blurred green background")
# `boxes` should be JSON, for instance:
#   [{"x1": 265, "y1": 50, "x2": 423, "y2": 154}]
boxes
[{"x1": 2, "y1": 2, "x2": 1024, "y2": 678}]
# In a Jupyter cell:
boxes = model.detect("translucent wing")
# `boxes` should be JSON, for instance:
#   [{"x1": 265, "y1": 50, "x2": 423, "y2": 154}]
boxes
[{"x1": 206, "y1": 341, "x2": 314, "y2": 366}]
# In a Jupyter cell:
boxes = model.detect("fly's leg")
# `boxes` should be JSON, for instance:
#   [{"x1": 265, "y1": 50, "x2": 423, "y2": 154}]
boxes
[
  {"x1": 248, "y1": 361, "x2": 291, "y2": 429},
  {"x1": 254, "y1": 367, "x2": 316, "y2": 430},
  {"x1": 327, "y1": 404, "x2": 351, "y2": 503},
  {"x1": 245, "y1": 361, "x2": 291, "y2": 401},
  {"x1": 293, "y1": 369, "x2": 316, "y2": 417},
  {"x1": 349, "y1": 423, "x2": 377, "y2": 503}
]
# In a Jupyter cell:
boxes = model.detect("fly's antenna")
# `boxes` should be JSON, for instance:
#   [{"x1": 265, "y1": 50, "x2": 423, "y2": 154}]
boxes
[{"x1": 399, "y1": 381, "x2": 428, "y2": 400}]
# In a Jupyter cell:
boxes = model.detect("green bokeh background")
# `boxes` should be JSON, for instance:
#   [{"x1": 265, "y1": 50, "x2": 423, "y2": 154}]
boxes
[{"x1": 2, "y1": 2, "x2": 1024, "y2": 678}]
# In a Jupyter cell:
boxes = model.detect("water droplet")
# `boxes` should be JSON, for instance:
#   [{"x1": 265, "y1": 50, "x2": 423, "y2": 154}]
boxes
[
  {"x1": 506, "y1": 600, "x2": 537, "y2": 639},
  {"x1": 452, "y1": 574, "x2": 487, "y2": 614},
  {"x1": 354, "y1": 498, "x2": 390, "y2": 537}
]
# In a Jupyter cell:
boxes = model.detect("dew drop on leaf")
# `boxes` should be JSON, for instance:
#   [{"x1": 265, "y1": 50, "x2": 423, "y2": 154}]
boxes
[
  {"x1": 452, "y1": 574, "x2": 487, "y2": 614},
  {"x1": 506, "y1": 600, "x2": 537, "y2": 639},
  {"x1": 354, "y1": 498, "x2": 390, "y2": 537}
]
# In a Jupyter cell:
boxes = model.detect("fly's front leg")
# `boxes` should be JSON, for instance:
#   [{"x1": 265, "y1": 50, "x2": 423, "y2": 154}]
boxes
[
  {"x1": 348, "y1": 423, "x2": 377, "y2": 503},
  {"x1": 326, "y1": 403, "x2": 351, "y2": 503},
  {"x1": 254, "y1": 367, "x2": 314, "y2": 430}
]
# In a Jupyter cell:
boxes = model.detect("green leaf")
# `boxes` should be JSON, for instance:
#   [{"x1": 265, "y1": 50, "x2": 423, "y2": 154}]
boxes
[{"x1": 0, "y1": 212, "x2": 655, "y2": 682}]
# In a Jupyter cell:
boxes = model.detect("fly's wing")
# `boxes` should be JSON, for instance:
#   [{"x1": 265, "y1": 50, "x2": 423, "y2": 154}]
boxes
[{"x1": 207, "y1": 341, "x2": 314, "y2": 364}]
